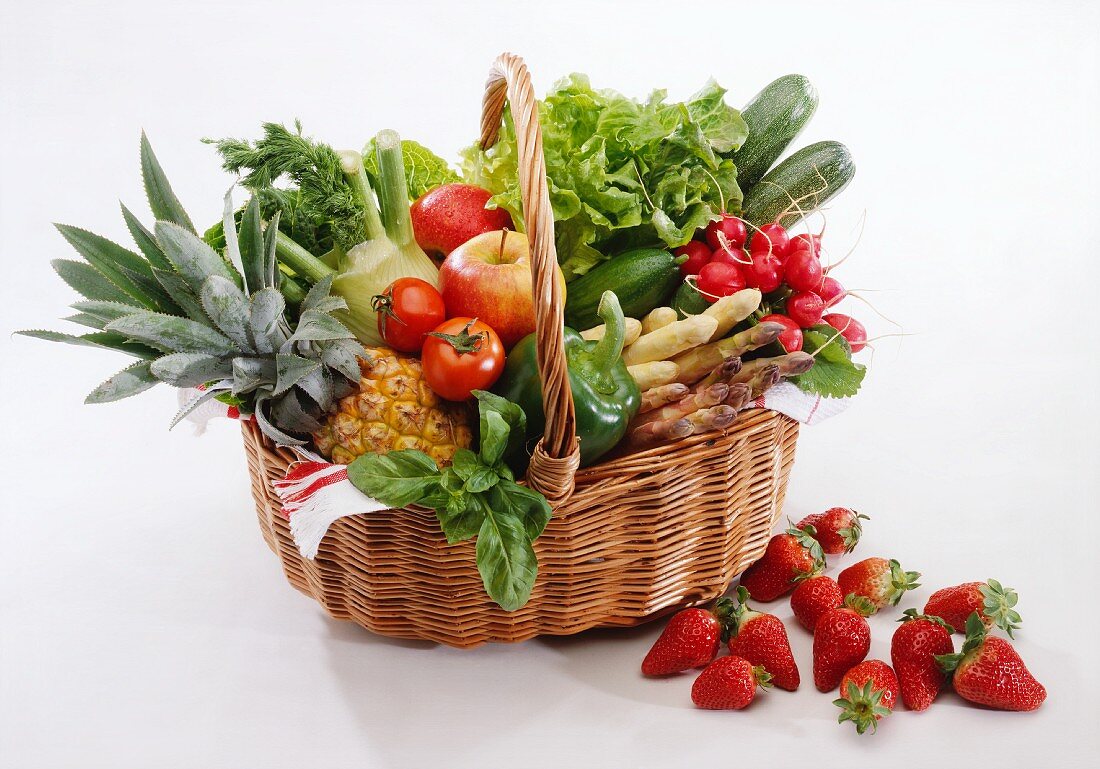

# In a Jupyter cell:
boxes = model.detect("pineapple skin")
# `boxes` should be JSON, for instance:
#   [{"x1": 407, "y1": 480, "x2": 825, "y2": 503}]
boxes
[{"x1": 312, "y1": 347, "x2": 473, "y2": 466}]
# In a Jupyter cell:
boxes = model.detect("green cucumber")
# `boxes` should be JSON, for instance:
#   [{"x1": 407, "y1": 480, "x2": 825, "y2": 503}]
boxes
[
  {"x1": 741, "y1": 140, "x2": 855, "y2": 230},
  {"x1": 564, "y1": 248, "x2": 682, "y2": 330},
  {"x1": 730, "y1": 74, "x2": 818, "y2": 192},
  {"x1": 671, "y1": 280, "x2": 710, "y2": 319}
]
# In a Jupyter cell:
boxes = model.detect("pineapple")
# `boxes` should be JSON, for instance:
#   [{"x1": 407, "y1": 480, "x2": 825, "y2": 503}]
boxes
[
  {"x1": 313, "y1": 347, "x2": 472, "y2": 465},
  {"x1": 21, "y1": 134, "x2": 364, "y2": 447}
]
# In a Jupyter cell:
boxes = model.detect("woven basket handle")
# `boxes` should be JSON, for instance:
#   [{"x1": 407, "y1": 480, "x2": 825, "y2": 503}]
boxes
[{"x1": 479, "y1": 53, "x2": 580, "y2": 505}]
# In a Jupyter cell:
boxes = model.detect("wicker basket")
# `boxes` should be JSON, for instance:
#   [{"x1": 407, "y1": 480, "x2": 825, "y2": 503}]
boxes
[{"x1": 242, "y1": 53, "x2": 801, "y2": 648}]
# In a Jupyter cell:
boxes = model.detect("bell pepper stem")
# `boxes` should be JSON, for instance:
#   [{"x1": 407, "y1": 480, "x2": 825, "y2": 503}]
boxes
[{"x1": 587, "y1": 290, "x2": 627, "y2": 392}]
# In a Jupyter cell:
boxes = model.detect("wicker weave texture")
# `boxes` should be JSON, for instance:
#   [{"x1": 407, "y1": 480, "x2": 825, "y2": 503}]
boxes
[{"x1": 244, "y1": 409, "x2": 799, "y2": 648}]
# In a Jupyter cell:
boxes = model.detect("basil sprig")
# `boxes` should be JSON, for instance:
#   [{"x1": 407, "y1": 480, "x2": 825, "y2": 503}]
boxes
[{"x1": 346, "y1": 391, "x2": 550, "y2": 611}]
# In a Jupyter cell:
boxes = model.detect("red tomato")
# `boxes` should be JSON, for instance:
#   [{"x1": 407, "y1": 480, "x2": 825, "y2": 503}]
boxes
[
  {"x1": 373, "y1": 277, "x2": 446, "y2": 353},
  {"x1": 696, "y1": 261, "x2": 746, "y2": 302},
  {"x1": 674, "y1": 241, "x2": 712, "y2": 277},
  {"x1": 759, "y1": 313, "x2": 803, "y2": 352},
  {"x1": 421, "y1": 317, "x2": 505, "y2": 401}
]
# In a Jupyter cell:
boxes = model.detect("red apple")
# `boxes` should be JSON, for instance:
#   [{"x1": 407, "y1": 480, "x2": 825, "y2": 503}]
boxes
[
  {"x1": 439, "y1": 230, "x2": 564, "y2": 349},
  {"x1": 410, "y1": 183, "x2": 514, "y2": 258}
]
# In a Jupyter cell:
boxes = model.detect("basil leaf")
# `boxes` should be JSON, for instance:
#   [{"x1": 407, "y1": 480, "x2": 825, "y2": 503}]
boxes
[
  {"x1": 464, "y1": 465, "x2": 499, "y2": 494},
  {"x1": 450, "y1": 448, "x2": 480, "y2": 481},
  {"x1": 436, "y1": 495, "x2": 485, "y2": 543},
  {"x1": 496, "y1": 480, "x2": 552, "y2": 540},
  {"x1": 475, "y1": 502, "x2": 539, "y2": 612},
  {"x1": 346, "y1": 449, "x2": 441, "y2": 508},
  {"x1": 473, "y1": 390, "x2": 526, "y2": 467}
]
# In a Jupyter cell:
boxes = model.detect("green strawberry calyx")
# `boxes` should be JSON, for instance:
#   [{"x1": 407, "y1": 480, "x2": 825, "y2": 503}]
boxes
[
  {"x1": 711, "y1": 596, "x2": 739, "y2": 643},
  {"x1": 725, "y1": 586, "x2": 767, "y2": 640},
  {"x1": 934, "y1": 612, "x2": 988, "y2": 676},
  {"x1": 751, "y1": 664, "x2": 773, "y2": 691},
  {"x1": 843, "y1": 593, "x2": 878, "y2": 618},
  {"x1": 981, "y1": 579, "x2": 1023, "y2": 639},
  {"x1": 837, "y1": 511, "x2": 871, "y2": 553},
  {"x1": 786, "y1": 522, "x2": 827, "y2": 580},
  {"x1": 897, "y1": 608, "x2": 954, "y2": 633},
  {"x1": 833, "y1": 679, "x2": 893, "y2": 735},
  {"x1": 884, "y1": 559, "x2": 921, "y2": 606}
]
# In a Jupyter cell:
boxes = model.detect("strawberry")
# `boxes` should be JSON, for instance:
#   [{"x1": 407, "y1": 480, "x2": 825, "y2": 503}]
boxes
[
  {"x1": 936, "y1": 613, "x2": 1046, "y2": 711},
  {"x1": 837, "y1": 557, "x2": 920, "y2": 611},
  {"x1": 739, "y1": 525, "x2": 826, "y2": 602},
  {"x1": 833, "y1": 660, "x2": 900, "y2": 734},
  {"x1": 797, "y1": 507, "x2": 869, "y2": 554},
  {"x1": 641, "y1": 599, "x2": 735, "y2": 676},
  {"x1": 726, "y1": 587, "x2": 800, "y2": 691},
  {"x1": 790, "y1": 574, "x2": 844, "y2": 632},
  {"x1": 813, "y1": 594, "x2": 876, "y2": 692},
  {"x1": 691, "y1": 655, "x2": 771, "y2": 710},
  {"x1": 891, "y1": 609, "x2": 954, "y2": 711},
  {"x1": 924, "y1": 579, "x2": 1022, "y2": 638}
]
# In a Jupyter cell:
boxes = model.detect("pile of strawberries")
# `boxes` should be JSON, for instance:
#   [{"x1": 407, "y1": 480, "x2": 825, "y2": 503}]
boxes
[{"x1": 640, "y1": 508, "x2": 1045, "y2": 732}]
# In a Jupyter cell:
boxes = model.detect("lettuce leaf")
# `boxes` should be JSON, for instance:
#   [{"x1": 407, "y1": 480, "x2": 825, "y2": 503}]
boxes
[{"x1": 461, "y1": 74, "x2": 747, "y2": 280}]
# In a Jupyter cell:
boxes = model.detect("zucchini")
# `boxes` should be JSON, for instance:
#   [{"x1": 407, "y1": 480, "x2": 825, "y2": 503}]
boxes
[
  {"x1": 564, "y1": 248, "x2": 683, "y2": 330},
  {"x1": 730, "y1": 74, "x2": 818, "y2": 192},
  {"x1": 671, "y1": 280, "x2": 710, "y2": 319},
  {"x1": 741, "y1": 140, "x2": 855, "y2": 230}
]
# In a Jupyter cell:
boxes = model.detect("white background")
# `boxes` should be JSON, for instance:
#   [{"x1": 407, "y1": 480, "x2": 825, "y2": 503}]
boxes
[{"x1": 2, "y1": 1, "x2": 1098, "y2": 766}]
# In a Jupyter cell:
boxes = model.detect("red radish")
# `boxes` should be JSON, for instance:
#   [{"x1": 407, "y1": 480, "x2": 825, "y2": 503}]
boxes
[
  {"x1": 823, "y1": 313, "x2": 867, "y2": 352},
  {"x1": 696, "y1": 261, "x2": 745, "y2": 302},
  {"x1": 709, "y1": 241, "x2": 750, "y2": 268},
  {"x1": 705, "y1": 215, "x2": 747, "y2": 250},
  {"x1": 675, "y1": 241, "x2": 712, "y2": 277},
  {"x1": 744, "y1": 254, "x2": 783, "y2": 293},
  {"x1": 759, "y1": 313, "x2": 803, "y2": 352},
  {"x1": 818, "y1": 276, "x2": 846, "y2": 307},
  {"x1": 787, "y1": 292, "x2": 825, "y2": 328},
  {"x1": 750, "y1": 222, "x2": 790, "y2": 258},
  {"x1": 789, "y1": 232, "x2": 822, "y2": 255},
  {"x1": 784, "y1": 249, "x2": 824, "y2": 292}
]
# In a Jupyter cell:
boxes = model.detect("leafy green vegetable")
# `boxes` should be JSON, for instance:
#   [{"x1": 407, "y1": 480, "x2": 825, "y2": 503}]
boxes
[
  {"x1": 461, "y1": 74, "x2": 747, "y2": 280},
  {"x1": 205, "y1": 122, "x2": 365, "y2": 252},
  {"x1": 362, "y1": 138, "x2": 460, "y2": 201},
  {"x1": 346, "y1": 391, "x2": 551, "y2": 612},
  {"x1": 790, "y1": 324, "x2": 866, "y2": 398}
]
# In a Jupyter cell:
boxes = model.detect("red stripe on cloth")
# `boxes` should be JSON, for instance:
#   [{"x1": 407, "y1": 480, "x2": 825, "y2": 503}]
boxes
[
  {"x1": 805, "y1": 395, "x2": 822, "y2": 423},
  {"x1": 275, "y1": 461, "x2": 350, "y2": 516}
]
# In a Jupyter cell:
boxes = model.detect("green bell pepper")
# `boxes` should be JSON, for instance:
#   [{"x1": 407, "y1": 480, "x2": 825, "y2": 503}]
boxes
[{"x1": 495, "y1": 290, "x2": 640, "y2": 468}]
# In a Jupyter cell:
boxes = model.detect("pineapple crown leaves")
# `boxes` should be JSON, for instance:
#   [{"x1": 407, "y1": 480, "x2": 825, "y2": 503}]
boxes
[
  {"x1": 786, "y1": 520, "x2": 827, "y2": 579},
  {"x1": 980, "y1": 579, "x2": 1023, "y2": 639},
  {"x1": 935, "y1": 612, "x2": 989, "y2": 676},
  {"x1": 897, "y1": 608, "x2": 955, "y2": 634},
  {"x1": 20, "y1": 133, "x2": 363, "y2": 446},
  {"x1": 833, "y1": 680, "x2": 892, "y2": 735},
  {"x1": 884, "y1": 559, "x2": 922, "y2": 606},
  {"x1": 837, "y1": 511, "x2": 870, "y2": 553},
  {"x1": 843, "y1": 593, "x2": 878, "y2": 618}
]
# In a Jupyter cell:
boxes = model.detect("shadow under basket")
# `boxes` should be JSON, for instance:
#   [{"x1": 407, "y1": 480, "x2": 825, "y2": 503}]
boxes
[{"x1": 242, "y1": 409, "x2": 799, "y2": 649}]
